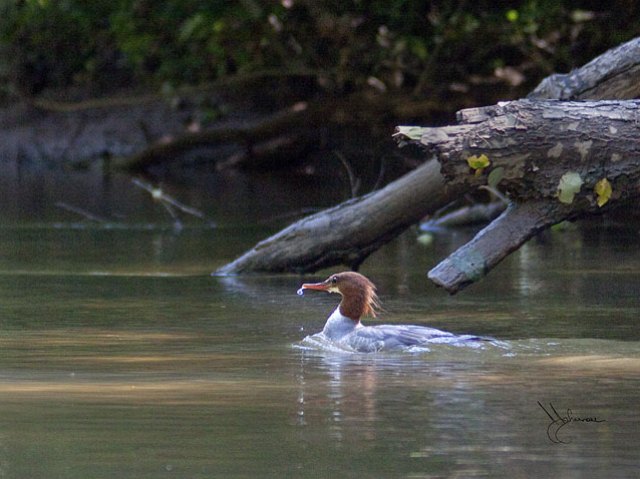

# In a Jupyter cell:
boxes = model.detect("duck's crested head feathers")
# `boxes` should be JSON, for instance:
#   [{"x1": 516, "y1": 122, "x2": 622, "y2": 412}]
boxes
[{"x1": 300, "y1": 271, "x2": 380, "y2": 321}]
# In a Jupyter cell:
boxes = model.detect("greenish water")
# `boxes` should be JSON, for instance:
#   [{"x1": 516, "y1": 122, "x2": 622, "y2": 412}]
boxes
[{"x1": 1, "y1": 171, "x2": 639, "y2": 478}]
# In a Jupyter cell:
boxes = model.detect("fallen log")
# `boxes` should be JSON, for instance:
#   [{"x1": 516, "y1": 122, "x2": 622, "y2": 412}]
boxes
[
  {"x1": 215, "y1": 158, "x2": 463, "y2": 274},
  {"x1": 217, "y1": 36, "x2": 640, "y2": 280},
  {"x1": 428, "y1": 201, "x2": 571, "y2": 291},
  {"x1": 401, "y1": 99, "x2": 640, "y2": 292},
  {"x1": 0, "y1": 76, "x2": 318, "y2": 168}
]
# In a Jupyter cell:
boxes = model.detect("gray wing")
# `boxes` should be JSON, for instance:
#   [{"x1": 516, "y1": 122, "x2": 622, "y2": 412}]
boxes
[{"x1": 350, "y1": 324, "x2": 473, "y2": 351}]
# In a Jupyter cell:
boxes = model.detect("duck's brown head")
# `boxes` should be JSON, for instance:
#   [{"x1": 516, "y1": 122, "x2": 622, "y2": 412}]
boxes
[{"x1": 299, "y1": 271, "x2": 380, "y2": 321}]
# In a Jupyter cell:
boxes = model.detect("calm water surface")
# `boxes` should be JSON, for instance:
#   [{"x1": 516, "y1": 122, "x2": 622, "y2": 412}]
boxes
[{"x1": 0, "y1": 171, "x2": 639, "y2": 478}]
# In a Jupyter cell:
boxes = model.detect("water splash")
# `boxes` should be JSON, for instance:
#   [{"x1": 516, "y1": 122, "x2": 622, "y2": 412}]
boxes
[{"x1": 294, "y1": 333, "x2": 511, "y2": 356}]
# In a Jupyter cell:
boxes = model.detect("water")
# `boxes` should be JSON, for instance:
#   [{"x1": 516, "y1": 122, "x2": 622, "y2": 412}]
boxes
[{"x1": 1, "y1": 170, "x2": 639, "y2": 478}]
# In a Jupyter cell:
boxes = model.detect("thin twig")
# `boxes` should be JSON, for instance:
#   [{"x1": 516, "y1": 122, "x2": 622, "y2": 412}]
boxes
[
  {"x1": 333, "y1": 150, "x2": 360, "y2": 198},
  {"x1": 371, "y1": 152, "x2": 388, "y2": 191},
  {"x1": 161, "y1": 195, "x2": 205, "y2": 219},
  {"x1": 55, "y1": 202, "x2": 108, "y2": 223},
  {"x1": 258, "y1": 208, "x2": 323, "y2": 225},
  {"x1": 160, "y1": 200, "x2": 183, "y2": 230},
  {"x1": 478, "y1": 185, "x2": 510, "y2": 204},
  {"x1": 131, "y1": 178, "x2": 206, "y2": 220},
  {"x1": 131, "y1": 177, "x2": 155, "y2": 194}
]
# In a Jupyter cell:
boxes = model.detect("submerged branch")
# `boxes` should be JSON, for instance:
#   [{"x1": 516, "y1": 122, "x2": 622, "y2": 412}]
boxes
[
  {"x1": 55, "y1": 202, "x2": 109, "y2": 223},
  {"x1": 131, "y1": 179, "x2": 212, "y2": 229}
]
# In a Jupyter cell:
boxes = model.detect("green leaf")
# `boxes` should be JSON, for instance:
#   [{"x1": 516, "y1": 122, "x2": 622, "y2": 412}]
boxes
[
  {"x1": 466, "y1": 154, "x2": 490, "y2": 175},
  {"x1": 557, "y1": 172, "x2": 583, "y2": 204},
  {"x1": 487, "y1": 166, "x2": 504, "y2": 189},
  {"x1": 416, "y1": 233, "x2": 434, "y2": 247},
  {"x1": 594, "y1": 178, "x2": 612, "y2": 207}
]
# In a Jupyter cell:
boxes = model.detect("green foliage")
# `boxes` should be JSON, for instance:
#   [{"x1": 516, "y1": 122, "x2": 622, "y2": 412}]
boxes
[
  {"x1": 487, "y1": 166, "x2": 505, "y2": 189},
  {"x1": 557, "y1": 171, "x2": 583, "y2": 204},
  {"x1": 0, "y1": 0, "x2": 114, "y2": 92},
  {"x1": 1, "y1": 0, "x2": 639, "y2": 97},
  {"x1": 108, "y1": 0, "x2": 275, "y2": 83},
  {"x1": 416, "y1": 232, "x2": 434, "y2": 247}
]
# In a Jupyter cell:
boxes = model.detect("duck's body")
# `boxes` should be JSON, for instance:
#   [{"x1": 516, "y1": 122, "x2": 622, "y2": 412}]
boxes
[
  {"x1": 299, "y1": 271, "x2": 486, "y2": 352},
  {"x1": 319, "y1": 305, "x2": 483, "y2": 352}
]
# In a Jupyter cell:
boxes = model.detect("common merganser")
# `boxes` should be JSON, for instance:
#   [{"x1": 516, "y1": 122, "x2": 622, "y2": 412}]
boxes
[{"x1": 298, "y1": 271, "x2": 488, "y2": 352}]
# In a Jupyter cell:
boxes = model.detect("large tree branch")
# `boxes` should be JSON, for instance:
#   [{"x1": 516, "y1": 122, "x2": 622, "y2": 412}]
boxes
[
  {"x1": 216, "y1": 159, "x2": 462, "y2": 274},
  {"x1": 528, "y1": 36, "x2": 640, "y2": 100}
]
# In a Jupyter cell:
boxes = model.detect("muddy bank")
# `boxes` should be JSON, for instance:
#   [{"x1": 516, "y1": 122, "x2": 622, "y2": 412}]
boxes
[{"x1": 0, "y1": 92, "x2": 228, "y2": 170}]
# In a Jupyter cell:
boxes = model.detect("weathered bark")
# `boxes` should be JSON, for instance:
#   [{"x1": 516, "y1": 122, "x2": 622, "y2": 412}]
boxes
[
  {"x1": 216, "y1": 158, "x2": 462, "y2": 274},
  {"x1": 528, "y1": 36, "x2": 640, "y2": 100},
  {"x1": 218, "y1": 36, "x2": 640, "y2": 277},
  {"x1": 416, "y1": 99, "x2": 640, "y2": 202},
  {"x1": 409, "y1": 99, "x2": 640, "y2": 292}
]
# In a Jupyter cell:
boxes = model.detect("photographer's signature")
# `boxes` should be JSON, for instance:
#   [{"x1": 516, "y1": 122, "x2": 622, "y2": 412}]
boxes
[{"x1": 538, "y1": 401, "x2": 606, "y2": 444}]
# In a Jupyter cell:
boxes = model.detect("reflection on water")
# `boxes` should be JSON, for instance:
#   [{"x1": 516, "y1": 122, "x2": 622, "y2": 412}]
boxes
[
  {"x1": 290, "y1": 339, "x2": 639, "y2": 477},
  {"x1": 0, "y1": 171, "x2": 639, "y2": 477}
]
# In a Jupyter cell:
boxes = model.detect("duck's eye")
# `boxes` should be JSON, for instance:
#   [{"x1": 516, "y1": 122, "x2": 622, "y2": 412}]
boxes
[{"x1": 331, "y1": 276, "x2": 338, "y2": 284}]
